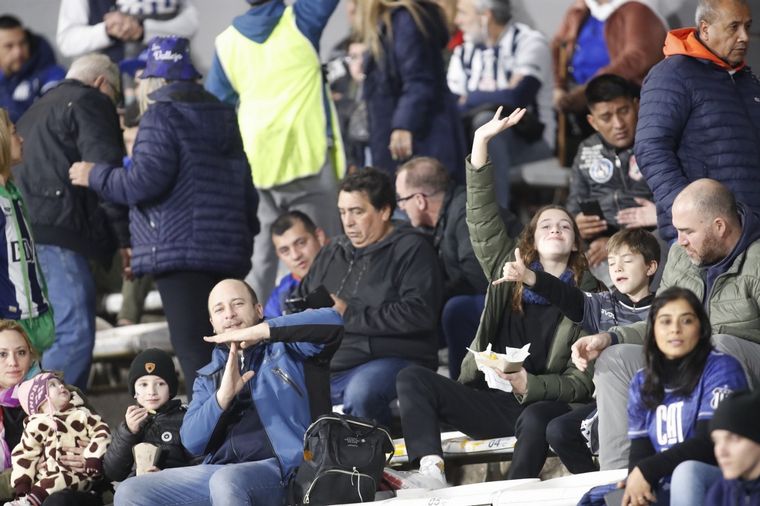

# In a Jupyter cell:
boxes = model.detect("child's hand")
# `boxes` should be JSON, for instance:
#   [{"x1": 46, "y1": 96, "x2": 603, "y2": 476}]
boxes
[
  {"x1": 125, "y1": 405, "x2": 148, "y2": 434},
  {"x1": 493, "y1": 248, "x2": 536, "y2": 287},
  {"x1": 470, "y1": 107, "x2": 527, "y2": 169}
]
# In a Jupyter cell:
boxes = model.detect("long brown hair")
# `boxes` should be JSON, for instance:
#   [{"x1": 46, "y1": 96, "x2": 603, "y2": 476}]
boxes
[
  {"x1": 354, "y1": 0, "x2": 435, "y2": 60},
  {"x1": 510, "y1": 205, "x2": 587, "y2": 312},
  {"x1": 0, "y1": 109, "x2": 13, "y2": 182}
]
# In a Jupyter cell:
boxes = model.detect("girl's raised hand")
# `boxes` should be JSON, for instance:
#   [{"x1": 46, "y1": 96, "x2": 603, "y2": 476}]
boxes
[
  {"x1": 471, "y1": 107, "x2": 527, "y2": 168},
  {"x1": 473, "y1": 107, "x2": 527, "y2": 142}
]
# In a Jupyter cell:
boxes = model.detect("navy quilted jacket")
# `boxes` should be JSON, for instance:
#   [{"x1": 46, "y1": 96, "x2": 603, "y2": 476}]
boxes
[
  {"x1": 89, "y1": 81, "x2": 259, "y2": 278},
  {"x1": 635, "y1": 31, "x2": 760, "y2": 242},
  {"x1": 363, "y1": 1, "x2": 466, "y2": 181}
]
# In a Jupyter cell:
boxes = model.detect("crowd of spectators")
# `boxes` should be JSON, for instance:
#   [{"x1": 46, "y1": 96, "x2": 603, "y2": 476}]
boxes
[{"x1": 0, "y1": 0, "x2": 758, "y2": 505}]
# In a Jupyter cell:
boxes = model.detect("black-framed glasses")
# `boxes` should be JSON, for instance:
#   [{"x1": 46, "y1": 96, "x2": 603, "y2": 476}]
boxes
[{"x1": 396, "y1": 192, "x2": 437, "y2": 204}]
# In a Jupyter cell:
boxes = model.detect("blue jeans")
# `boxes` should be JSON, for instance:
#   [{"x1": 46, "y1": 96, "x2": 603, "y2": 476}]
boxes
[
  {"x1": 114, "y1": 458, "x2": 285, "y2": 506},
  {"x1": 441, "y1": 294, "x2": 485, "y2": 380},
  {"x1": 37, "y1": 245, "x2": 96, "y2": 390},
  {"x1": 670, "y1": 460, "x2": 722, "y2": 506},
  {"x1": 331, "y1": 357, "x2": 412, "y2": 425}
]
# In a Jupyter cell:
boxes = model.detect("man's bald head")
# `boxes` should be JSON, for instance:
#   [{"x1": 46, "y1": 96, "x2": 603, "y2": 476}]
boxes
[
  {"x1": 673, "y1": 179, "x2": 740, "y2": 226},
  {"x1": 207, "y1": 279, "x2": 262, "y2": 335},
  {"x1": 672, "y1": 179, "x2": 742, "y2": 266}
]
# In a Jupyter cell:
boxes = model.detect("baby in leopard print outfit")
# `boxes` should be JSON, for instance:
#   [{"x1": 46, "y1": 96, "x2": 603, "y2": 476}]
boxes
[{"x1": 4, "y1": 372, "x2": 111, "y2": 506}]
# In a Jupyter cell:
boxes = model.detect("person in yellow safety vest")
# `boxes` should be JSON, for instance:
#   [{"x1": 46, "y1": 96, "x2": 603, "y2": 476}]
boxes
[{"x1": 206, "y1": 0, "x2": 345, "y2": 305}]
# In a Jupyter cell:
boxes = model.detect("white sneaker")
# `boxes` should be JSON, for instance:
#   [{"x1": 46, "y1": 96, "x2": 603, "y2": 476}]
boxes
[
  {"x1": 383, "y1": 455, "x2": 449, "y2": 491},
  {"x1": 383, "y1": 467, "x2": 449, "y2": 490},
  {"x1": 417, "y1": 455, "x2": 447, "y2": 489}
]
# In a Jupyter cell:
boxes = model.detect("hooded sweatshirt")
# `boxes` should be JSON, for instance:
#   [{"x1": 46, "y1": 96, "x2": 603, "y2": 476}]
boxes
[
  {"x1": 704, "y1": 204, "x2": 760, "y2": 301},
  {"x1": 298, "y1": 221, "x2": 443, "y2": 371},
  {"x1": 663, "y1": 28, "x2": 746, "y2": 72}
]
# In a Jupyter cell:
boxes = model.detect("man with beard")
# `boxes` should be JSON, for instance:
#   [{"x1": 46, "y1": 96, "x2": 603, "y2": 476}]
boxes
[
  {"x1": 571, "y1": 179, "x2": 760, "y2": 470},
  {"x1": 447, "y1": 0, "x2": 554, "y2": 209},
  {"x1": 113, "y1": 278, "x2": 342, "y2": 506}
]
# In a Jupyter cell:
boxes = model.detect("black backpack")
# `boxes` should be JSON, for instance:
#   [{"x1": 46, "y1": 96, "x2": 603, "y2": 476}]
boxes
[{"x1": 291, "y1": 413, "x2": 394, "y2": 505}]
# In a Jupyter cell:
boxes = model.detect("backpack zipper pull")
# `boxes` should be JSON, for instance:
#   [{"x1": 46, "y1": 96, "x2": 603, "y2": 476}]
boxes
[{"x1": 352, "y1": 467, "x2": 363, "y2": 502}]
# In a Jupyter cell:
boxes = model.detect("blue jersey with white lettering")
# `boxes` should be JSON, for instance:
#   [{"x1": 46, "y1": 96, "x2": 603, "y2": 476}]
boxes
[{"x1": 627, "y1": 351, "x2": 747, "y2": 453}]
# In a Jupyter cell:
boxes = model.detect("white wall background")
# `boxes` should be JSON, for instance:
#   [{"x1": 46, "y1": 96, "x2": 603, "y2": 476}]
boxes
[{"x1": 3, "y1": 0, "x2": 759, "y2": 74}]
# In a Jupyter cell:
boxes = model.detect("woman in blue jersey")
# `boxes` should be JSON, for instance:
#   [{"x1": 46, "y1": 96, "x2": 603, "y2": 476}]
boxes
[
  {"x1": 621, "y1": 287, "x2": 748, "y2": 506},
  {"x1": 0, "y1": 109, "x2": 54, "y2": 354}
]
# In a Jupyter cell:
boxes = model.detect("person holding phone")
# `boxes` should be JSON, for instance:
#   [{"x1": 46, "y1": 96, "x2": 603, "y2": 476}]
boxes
[
  {"x1": 264, "y1": 211, "x2": 326, "y2": 318},
  {"x1": 104, "y1": 349, "x2": 191, "y2": 482},
  {"x1": 296, "y1": 167, "x2": 443, "y2": 426},
  {"x1": 565, "y1": 74, "x2": 655, "y2": 285}
]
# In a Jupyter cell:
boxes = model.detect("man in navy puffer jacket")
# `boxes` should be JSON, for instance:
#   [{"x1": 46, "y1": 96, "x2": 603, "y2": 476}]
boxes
[
  {"x1": 634, "y1": 0, "x2": 760, "y2": 243},
  {"x1": 69, "y1": 37, "x2": 260, "y2": 397}
]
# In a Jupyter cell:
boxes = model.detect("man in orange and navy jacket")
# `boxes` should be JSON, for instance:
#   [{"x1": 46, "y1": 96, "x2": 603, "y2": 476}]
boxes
[{"x1": 634, "y1": 0, "x2": 760, "y2": 243}]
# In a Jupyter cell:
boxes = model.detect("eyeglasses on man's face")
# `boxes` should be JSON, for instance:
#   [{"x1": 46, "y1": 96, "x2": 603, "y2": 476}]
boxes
[{"x1": 396, "y1": 191, "x2": 442, "y2": 204}]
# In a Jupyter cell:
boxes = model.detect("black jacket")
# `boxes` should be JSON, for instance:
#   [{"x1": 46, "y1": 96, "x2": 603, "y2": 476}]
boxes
[
  {"x1": 433, "y1": 186, "x2": 488, "y2": 299},
  {"x1": 14, "y1": 79, "x2": 128, "y2": 263},
  {"x1": 566, "y1": 132, "x2": 652, "y2": 231},
  {"x1": 299, "y1": 222, "x2": 442, "y2": 371},
  {"x1": 103, "y1": 399, "x2": 191, "y2": 482}
]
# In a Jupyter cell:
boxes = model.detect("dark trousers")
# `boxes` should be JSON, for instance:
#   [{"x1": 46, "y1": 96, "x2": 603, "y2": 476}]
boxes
[
  {"x1": 42, "y1": 490, "x2": 102, "y2": 506},
  {"x1": 397, "y1": 365, "x2": 523, "y2": 461},
  {"x1": 397, "y1": 365, "x2": 584, "y2": 479},
  {"x1": 546, "y1": 401, "x2": 599, "y2": 474},
  {"x1": 155, "y1": 271, "x2": 229, "y2": 399},
  {"x1": 508, "y1": 401, "x2": 576, "y2": 479}
]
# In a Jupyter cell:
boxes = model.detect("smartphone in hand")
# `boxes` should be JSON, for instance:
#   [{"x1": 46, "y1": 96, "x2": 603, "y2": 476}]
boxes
[{"x1": 579, "y1": 199, "x2": 604, "y2": 219}]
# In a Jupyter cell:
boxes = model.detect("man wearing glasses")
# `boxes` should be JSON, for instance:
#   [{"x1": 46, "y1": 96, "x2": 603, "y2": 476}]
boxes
[
  {"x1": 296, "y1": 167, "x2": 442, "y2": 426},
  {"x1": 396, "y1": 157, "x2": 490, "y2": 380}
]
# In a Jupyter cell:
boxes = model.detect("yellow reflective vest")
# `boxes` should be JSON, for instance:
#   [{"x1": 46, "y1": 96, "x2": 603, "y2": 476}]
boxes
[{"x1": 214, "y1": 6, "x2": 345, "y2": 189}]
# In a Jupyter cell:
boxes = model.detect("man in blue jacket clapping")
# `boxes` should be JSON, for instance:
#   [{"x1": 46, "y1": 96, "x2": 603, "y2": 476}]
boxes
[{"x1": 113, "y1": 279, "x2": 343, "y2": 506}]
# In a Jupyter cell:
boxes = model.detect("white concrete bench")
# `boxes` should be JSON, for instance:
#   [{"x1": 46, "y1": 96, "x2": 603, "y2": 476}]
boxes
[
  {"x1": 351, "y1": 469, "x2": 627, "y2": 505},
  {"x1": 389, "y1": 431, "x2": 516, "y2": 467},
  {"x1": 511, "y1": 158, "x2": 571, "y2": 188},
  {"x1": 93, "y1": 321, "x2": 172, "y2": 360},
  {"x1": 90, "y1": 321, "x2": 174, "y2": 391},
  {"x1": 103, "y1": 290, "x2": 163, "y2": 316}
]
